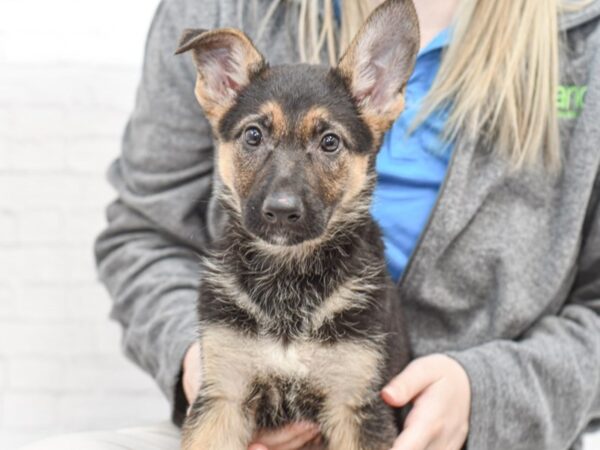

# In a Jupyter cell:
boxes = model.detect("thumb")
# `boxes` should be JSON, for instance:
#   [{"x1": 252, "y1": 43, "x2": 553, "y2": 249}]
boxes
[
  {"x1": 183, "y1": 342, "x2": 202, "y2": 404},
  {"x1": 381, "y1": 357, "x2": 440, "y2": 407}
]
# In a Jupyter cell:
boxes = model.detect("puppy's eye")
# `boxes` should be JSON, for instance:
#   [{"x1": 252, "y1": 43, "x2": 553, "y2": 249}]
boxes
[
  {"x1": 320, "y1": 134, "x2": 340, "y2": 153},
  {"x1": 244, "y1": 127, "x2": 262, "y2": 146}
]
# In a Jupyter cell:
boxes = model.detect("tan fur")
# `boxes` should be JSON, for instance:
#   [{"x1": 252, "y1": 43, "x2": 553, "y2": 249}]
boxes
[
  {"x1": 319, "y1": 336, "x2": 387, "y2": 450},
  {"x1": 188, "y1": 28, "x2": 264, "y2": 125},
  {"x1": 194, "y1": 318, "x2": 386, "y2": 450},
  {"x1": 217, "y1": 142, "x2": 236, "y2": 192},
  {"x1": 299, "y1": 106, "x2": 330, "y2": 141},
  {"x1": 260, "y1": 101, "x2": 288, "y2": 139},
  {"x1": 336, "y1": 0, "x2": 415, "y2": 139},
  {"x1": 338, "y1": 45, "x2": 407, "y2": 137},
  {"x1": 340, "y1": 154, "x2": 369, "y2": 206},
  {"x1": 231, "y1": 29, "x2": 264, "y2": 68},
  {"x1": 298, "y1": 106, "x2": 373, "y2": 207},
  {"x1": 181, "y1": 396, "x2": 253, "y2": 450},
  {"x1": 314, "y1": 163, "x2": 345, "y2": 205},
  {"x1": 194, "y1": 79, "x2": 227, "y2": 127},
  {"x1": 217, "y1": 140, "x2": 256, "y2": 202},
  {"x1": 200, "y1": 326, "x2": 382, "y2": 406},
  {"x1": 310, "y1": 152, "x2": 369, "y2": 208},
  {"x1": 203, "y1": 260, "x2": 267, "y2": 323},
  {"x1": 311, "y1": 276, "x2": 379, "y2": 331},
  {"x1": 322, "y1": 409, "x2": 363, "y2": 450},
  {"x1": 361, "y1": 94, "x2": 406, "y2": 137},
  {"x1": 251, "y1": 232, "x2": 332, "y2": 264},
  {"x1": 234, "y1": 157, "x2": 258, "y2": 200},
  {"x1": 298, "y1": 106, "x2": 355, "y2": 147}
]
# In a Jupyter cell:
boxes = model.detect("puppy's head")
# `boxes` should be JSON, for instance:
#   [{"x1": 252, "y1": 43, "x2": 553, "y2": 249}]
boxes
[{"x1": 176, "y1": 0, "x2": 419, "y2": 246}]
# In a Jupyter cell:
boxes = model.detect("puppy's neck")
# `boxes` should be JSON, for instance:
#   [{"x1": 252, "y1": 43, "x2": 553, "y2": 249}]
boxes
[{"x1": 205, "y1": 187, "x2": 387, "y2": 340}]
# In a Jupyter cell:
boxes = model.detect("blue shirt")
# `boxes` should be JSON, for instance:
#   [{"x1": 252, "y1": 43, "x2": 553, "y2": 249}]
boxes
[{"x1": 371, "y1": 29, "x2": 453, "y2": 281}]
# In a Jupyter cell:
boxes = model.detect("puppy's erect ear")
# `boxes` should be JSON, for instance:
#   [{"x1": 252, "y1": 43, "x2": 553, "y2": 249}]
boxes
[
  {"x1": 337, "y1": 0, "x2": 420, "y2": 135},
  {"x1": 175, "y1": 28, "x2": 266, "y2": 123}
]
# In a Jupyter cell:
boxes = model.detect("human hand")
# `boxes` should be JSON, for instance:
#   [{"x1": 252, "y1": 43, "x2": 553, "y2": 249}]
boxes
[
  {"x1": 183, "y1": 342, "x2": 202, "y2": 404},
  {"x1": 249, "y1": 423, "x2": 321, "y2": 450},
  {"x1": 382, "y1": 354, "x2": 471, "y2": 450}
]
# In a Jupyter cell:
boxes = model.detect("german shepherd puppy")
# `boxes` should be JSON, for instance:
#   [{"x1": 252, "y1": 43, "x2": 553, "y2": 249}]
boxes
[{"x1": 175, "y1": 1, "x2": 419, "y2": 448}]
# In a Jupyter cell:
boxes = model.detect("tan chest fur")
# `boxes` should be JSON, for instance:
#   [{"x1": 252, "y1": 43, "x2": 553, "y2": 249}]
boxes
[{"x1": 201, "y1": 326, "x2": 383, "y2": 409}]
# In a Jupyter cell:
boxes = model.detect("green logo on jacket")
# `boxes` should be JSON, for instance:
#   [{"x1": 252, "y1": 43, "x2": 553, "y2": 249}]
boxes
[{"x1": 557, "y1": 85, "x2": 587, "y2": 119}]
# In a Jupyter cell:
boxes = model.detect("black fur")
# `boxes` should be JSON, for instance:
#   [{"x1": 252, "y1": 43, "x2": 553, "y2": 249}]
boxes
[
  {"x1": 199, "y1": 194, "x2": 395, "y2": 343},
  {"x1": 188, "y1": 183, "x2": 412, "y2": 445},
  {"x1": 246, "y1": 376, "x2": 326, "y2": 429}
]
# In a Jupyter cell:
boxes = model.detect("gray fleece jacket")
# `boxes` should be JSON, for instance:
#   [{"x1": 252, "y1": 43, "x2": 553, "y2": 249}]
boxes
[{"x1": 94, "y1": 0, "x2": 600, "y2": 448}]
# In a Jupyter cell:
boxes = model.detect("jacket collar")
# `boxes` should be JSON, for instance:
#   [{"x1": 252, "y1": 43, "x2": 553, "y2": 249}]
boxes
[{"x1": 559, "y1": 0, "x2": 600, "y2": 30}]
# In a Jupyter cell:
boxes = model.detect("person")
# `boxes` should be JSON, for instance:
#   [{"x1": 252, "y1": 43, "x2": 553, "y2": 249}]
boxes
[{"x1": 23, "y1": 0, "x2": 600, "y2": 449}]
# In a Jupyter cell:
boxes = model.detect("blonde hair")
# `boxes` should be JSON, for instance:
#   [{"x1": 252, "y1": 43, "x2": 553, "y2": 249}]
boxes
[
  {"x1": 290, "y1": 0, "x2": 568, "y2": 171},
  {"x1": 423, "y1": 0, "x2": 561, "y2": 170}
]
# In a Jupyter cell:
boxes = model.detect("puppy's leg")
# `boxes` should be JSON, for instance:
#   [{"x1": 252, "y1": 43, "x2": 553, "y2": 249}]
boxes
[
  {"x1": 321, "y1": 394, "x2": 396, "y2": 450},
  {"x1": 321, "y1": 405, "x2": 362, "y2": 450},
  {"x1": 355, "y1": 396, "x2": 398, "y2": 450},
  {"x1": 182, "y1": 394, "x2": 253, "y2": 450}
]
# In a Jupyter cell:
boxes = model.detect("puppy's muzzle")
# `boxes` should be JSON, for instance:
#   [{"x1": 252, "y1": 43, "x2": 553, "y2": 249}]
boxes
[{"x1": 261, "y1": 191, "x2": 304, "y2": 225}]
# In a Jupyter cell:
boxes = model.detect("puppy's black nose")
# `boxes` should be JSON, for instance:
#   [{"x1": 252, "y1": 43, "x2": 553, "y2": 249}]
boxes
[{"x1": 262, "y1": 193, "x2": 303, "y2": 224}]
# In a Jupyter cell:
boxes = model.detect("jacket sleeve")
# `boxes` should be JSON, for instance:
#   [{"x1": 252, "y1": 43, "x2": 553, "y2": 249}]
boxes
[
  {"x1": 447, "y1": 175, "x2": 600, "y2": 450},
  {"x1": 94, "y1": 0, "x2": 219, "y2": 423}
]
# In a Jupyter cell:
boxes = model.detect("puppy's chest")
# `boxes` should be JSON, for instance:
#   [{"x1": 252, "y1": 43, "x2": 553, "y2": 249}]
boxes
[
  {"x1": 197, "y1": 259, "x2": 389, "y2": 426},
  {"x1": 201, "y1": 264, "x2": 380, "y2": 341},
  {"x1": 203, "y1": 328, "x2": 351, "y2": 379},
  {"x1": 201, "y1": 326, "x2": 384, "y2": 423}
]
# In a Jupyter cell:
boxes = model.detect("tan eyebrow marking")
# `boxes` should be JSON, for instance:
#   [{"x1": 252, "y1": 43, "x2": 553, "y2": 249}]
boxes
[
  {"x1": 299, "y1": 106, "x2": 353, "y2": 146},
  {"x1": 299, "y1": 106, "x2": 330, "y2": 141},
  {"x1": 259, "y1": 101, "x2": 288, "y2": 139}
]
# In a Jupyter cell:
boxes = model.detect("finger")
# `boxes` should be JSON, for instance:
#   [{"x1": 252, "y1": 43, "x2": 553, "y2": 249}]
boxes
[
  {"x1": 271, "y1": 427, "x2": 320, "y2": 450},
  {"x1": 252, "y1": 422, "x2": 318, "y2": 448},
  {"x1": 182, "y1": 342, "x2": 202, "y2": 403},
  {"x1": 427, "y1": 428, "x2": 467, "y2": 450},
  {"x1": 248, "y1": 445, "x2": 268, "y2": 450},
  {"x1": 382, "y1": 357, "x2": 440, "y2": 407},
  {"x1": 391, "y1": 422, "x2": 432, "y2": 450},
  {"x1": 306, "y1": 435, "x2": 322, "y2": 448}
]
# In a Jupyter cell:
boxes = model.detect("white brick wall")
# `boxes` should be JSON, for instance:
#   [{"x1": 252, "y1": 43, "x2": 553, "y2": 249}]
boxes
[
  {"x1": 0, "y1": 62, "x2": 171, "y2": 449},
  {"x1": 0, "y1": 1, "x2": 169, "y2": 448},
  {"x1": 0, "y1": 65, "x2": 173, "y2": 449},
  {"x1": 0, "y1": 0, "x2": 159, "y2": 66}
]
